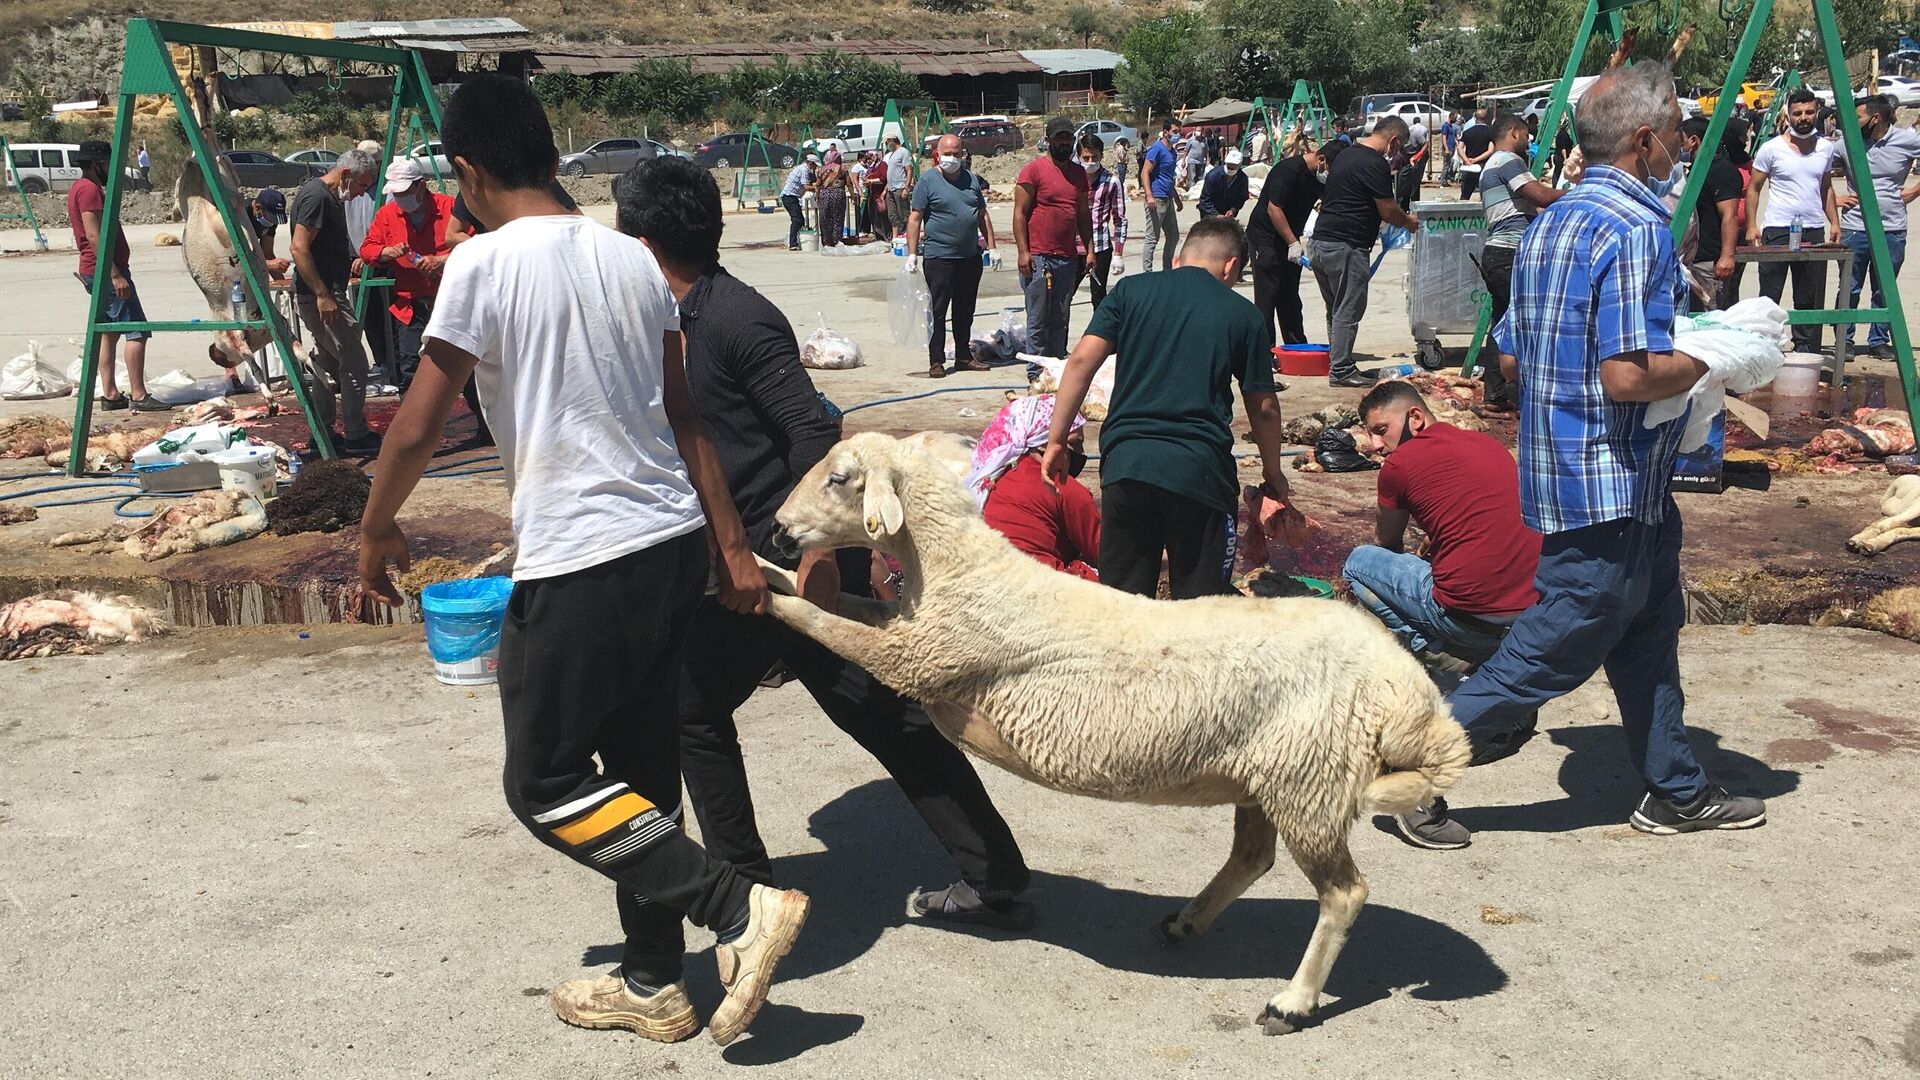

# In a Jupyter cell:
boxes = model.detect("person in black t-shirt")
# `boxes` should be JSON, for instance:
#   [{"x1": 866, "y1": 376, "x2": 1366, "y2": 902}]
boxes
[
  {"x1": 1246, "y1": 143, "x2": 1329, "y2": 344},
  {"x1": 1681, "y1": 115, "x2": 1748, "y2": 310},
  {"x1": 1458, "y1": 115, "x2": 1496, "y2": 197},
  {"x1": 1310, "y1": 118, "x2": 1422, "y2": 386}
]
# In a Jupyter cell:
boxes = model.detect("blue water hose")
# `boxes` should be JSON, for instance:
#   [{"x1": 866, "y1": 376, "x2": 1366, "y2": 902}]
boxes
[{"x1": 840, "y1": 385, "x2": 1030, "y2": 414}]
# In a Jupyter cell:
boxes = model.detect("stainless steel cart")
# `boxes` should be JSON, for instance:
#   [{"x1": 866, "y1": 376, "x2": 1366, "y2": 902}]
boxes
[{"x1": 1405, "y1": 199, "x2": 1488, "y2": 371}]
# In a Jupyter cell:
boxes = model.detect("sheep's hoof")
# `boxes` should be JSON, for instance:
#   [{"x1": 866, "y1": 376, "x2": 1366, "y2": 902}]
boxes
[
  {"x1": 1259, "y1": 1004, "x2": 1313, "y2": 1036},
  {"x1": 1154, "y1": 913, "x2": 1191, "y2": 946}
]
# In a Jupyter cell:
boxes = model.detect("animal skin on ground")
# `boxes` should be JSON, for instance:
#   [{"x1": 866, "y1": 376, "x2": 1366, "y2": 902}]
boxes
[
  {"x1": 759, "y1": 431, "x2": 1470, "y2": 1036},
  {"x1": 0, "y1": 590, "x2": 168, "y2": 660},
  {"x1": 1848, "y1": 474, "x2": 1920, "y2": 555}
]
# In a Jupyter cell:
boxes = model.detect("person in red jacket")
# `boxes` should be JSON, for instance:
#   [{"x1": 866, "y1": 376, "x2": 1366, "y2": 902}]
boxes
[
  {"x1": 967, "y1": 395, "x2": 1100, "y2": 579},
  {"x1": 359, "y1": 158, "x2": 488, "y2": 442}
]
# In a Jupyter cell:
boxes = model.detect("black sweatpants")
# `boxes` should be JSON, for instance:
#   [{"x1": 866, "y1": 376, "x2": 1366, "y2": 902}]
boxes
[
  {"x1": 782, "y1": 194, "x2": 806, "y2": 249},
  {"x1": 498, "y1": 529, "x2": 754, "y2": 988},
  {"x1": 1476, "y1": 244, "x2": 1516, "y2": 406},
  {"x1": 1757, "y1": 226, "x2": 1827, "y2": 353},
  {"x1": 1250, "y1": 236, "x2": 1307, "y2": 344},
  {"x1": 1089, "y1": 248, "x2": 1115, "y2": 309},
  {"x1": 1099, "y1": 478, "x2": 1236, "y2": 599},
  {"x1": 628, "y1": 552, "x2": 1031, "y2": 970},
  {"x1": 395, "y1": 297, "x2": 489, "y2": 441},
  {"x1": 924, "y1": 255, "x2": 983, "y2": 370}
]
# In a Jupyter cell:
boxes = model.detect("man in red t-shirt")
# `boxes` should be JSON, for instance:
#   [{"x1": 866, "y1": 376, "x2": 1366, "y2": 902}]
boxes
[
  {"x1": 1014, "y1": 116, "x2": 1094, "y2": 380},
  {"x1": 67, "y1": 140, "x2": 161, "y2": 412},
  {"x1": 1342, "y1": 380, "x2": 1541, "y2": 669}
]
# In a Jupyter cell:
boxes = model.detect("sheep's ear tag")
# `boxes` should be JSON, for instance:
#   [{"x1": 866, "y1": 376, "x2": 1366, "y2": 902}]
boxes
[{"x1": 863, "y1": 470, "x2": 904, "y2": 539}]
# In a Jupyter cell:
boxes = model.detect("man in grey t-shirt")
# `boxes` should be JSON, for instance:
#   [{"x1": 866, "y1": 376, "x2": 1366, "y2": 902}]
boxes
[
  {"x1": 290, "y1": 149, "x2": 380, "y2": 452},
  {"x1": 1474, "y1": 117, "x2": 1561, "y2": 408},
  {"x1": 883, "y1": 134, "x2": 913, "y2": 239},
  {"x1": 1833, "y1": 95, "x2": 1920, "y2": 357},
  {"x1": 907, "y1": 133, "x2": 997, "y2": 378}
]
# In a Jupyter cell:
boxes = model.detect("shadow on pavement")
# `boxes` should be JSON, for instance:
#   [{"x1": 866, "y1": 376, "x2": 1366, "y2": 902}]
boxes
[{"x1": 1445, "y1": 723, "x2": 1801, "y2": 834}]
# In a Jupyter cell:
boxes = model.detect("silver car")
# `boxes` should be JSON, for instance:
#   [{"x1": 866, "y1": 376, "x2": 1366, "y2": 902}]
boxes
[{"x1": 557, "y1": 137, "x2": 660, "y2": 177}]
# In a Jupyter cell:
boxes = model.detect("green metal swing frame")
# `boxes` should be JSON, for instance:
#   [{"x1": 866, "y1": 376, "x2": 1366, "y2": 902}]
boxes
[
  {"x1": 0, "y1": 135, "x2": 51, "y2": 250},
  {"x1": 68, "y1": 19, "x2": 444, "y2": 477}
]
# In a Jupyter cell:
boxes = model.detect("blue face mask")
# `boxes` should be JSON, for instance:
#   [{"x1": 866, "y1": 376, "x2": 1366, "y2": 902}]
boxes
[{"x1": 1645, "y1": 135, "x2": 1680, "y2": 198}]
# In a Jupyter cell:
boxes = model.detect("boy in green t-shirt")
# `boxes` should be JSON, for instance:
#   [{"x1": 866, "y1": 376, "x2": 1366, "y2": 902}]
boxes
[{"x1": 1042, "y1": 216, "x2": 1291, "y2": 598}]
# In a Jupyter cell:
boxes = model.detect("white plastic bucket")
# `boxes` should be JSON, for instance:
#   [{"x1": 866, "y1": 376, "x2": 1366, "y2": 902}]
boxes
[
  {"x1": 433, "y1": 652, "x2": 501, "y2": 686},
  {"x1": 1771, "y1": 353, "x2": 1823, "y2": 399},
  {"x1": 800, "y1": 228, "x2": 820, "y2": 252},
  {"x1": 212, "y1": 445, "x2": 276, "y2": 499},
  {"x1": 420, "y1": 577, "x2": 512, "y2": 686}
]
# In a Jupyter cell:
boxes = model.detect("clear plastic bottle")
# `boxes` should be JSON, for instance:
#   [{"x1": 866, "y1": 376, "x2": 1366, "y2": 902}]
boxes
[
  {"x1": 1788, "y1": 215, "x2": 1803, "y2": 252},
  {"x1": 229, "y1": 278, "x2": 247, "y2": 322}
]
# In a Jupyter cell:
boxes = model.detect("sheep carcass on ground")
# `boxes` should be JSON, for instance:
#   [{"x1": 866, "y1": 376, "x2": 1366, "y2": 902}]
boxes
[
  {"x1": 1848, "y1": 474, "x2": 1920, "y2": 555},
  {"x1": 760, "y1": 432, "x2": 1470, "y2": 1036},
  {"x1": 0, "y1": 591, "x2": 168, "y2": 660},
  {"x1": 50, "y1": 489, "x2": 266, "y2": 560}
]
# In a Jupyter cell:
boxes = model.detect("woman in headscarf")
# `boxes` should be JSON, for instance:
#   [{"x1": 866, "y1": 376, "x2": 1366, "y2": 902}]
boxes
[
  {"x1": 966, "y1": 395, "x2": 1101, "y2": 580},
  {"x1": 816, "y1": 148, "x2": 849, "y2": 247}
]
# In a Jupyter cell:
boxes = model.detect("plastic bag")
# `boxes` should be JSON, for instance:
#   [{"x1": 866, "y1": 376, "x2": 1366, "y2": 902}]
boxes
[
  {"x1": 1648, "y1": 297, "x2": 1789, "y2": 452},
  {"x1": 1312, "y1": 428, "x2": 1379, "y2": 472},
  {"x1": 888, "y1": 260, "x2": 932, "y2": 347},
  {"x1": 1, "y1": 342, "x2": 74, "y2": 400},
  {"x1": 146, "y1": 369, "x2": 235, "y2": 406},
  {"x1": 819, "y1": 239, "x2": 892, "y2": 257},
  {"x1": 801, "y1": 315, "x2": 865, "y2": 370}
]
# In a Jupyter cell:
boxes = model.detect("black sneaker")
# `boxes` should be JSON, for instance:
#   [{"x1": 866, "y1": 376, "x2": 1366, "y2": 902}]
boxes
[
  {"x1": 97, "y1": 394, "x2": 129, "y2": 412},
  {"x1": 1867, "y1": 344, "x2": 1896, "y2": 360},
  {"x1": 1628, "y1": 786, "x2": 1765, "y2": 834},
  {"x1": 1328, "y1": 370, "x2": 1378, "y2": 388},
  {"x1": 128, "y1": 395, "x2": 170, "y2": 413},
  {"x1": 1393, "y1": 797, "x2": 1472, "y2": 850},
  {"x1": 336, "y1": 430, "x2": 383, "y2": 454}
]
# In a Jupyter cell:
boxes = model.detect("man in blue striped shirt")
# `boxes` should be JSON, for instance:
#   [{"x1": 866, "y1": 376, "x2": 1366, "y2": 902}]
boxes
[{"x1": 1398, "y1": 65, "x2": 1767, "y2": 849}]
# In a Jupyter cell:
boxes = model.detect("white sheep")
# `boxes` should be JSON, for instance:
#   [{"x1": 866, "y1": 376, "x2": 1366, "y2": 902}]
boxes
[{"x1": 757, "y1": 432, "x2": 1471, "y2": 1035}]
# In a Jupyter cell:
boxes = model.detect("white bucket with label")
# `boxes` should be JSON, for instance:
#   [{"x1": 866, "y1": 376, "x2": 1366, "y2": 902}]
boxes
[{"x1": 211, "y1": 444, "x2": 276, "y2": 499}]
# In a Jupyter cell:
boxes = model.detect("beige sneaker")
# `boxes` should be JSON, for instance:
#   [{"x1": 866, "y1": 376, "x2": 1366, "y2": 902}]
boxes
[
  {"x1": 548, "y1": 974, "x2": 700, "y2": 1043},
  {"x1": 708, "y1": 884, "x2": 811, "y2": 1046}
]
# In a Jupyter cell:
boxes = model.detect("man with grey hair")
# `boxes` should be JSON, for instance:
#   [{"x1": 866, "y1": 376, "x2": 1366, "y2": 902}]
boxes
[
  {"x1": 1395, "y1": 64, "x2": 1766, "y2": 850},
  {"x1": 291, "y1": 147, "x2": 381, "y2": 453}
]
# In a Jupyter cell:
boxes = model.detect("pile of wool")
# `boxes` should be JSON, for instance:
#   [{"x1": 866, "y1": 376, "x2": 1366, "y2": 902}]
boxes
[
  {"x1": 266, "y1": 459, "x2": 369, "y2": 535},
  {"x1": 45, "y1": 426, "x2": 170, "y2": 471},
  {"x1": 1282, "y1": 404, "x2": 1361, "y2": 446},
  {"x1": 0, "y1": 415, "x2": 73, "y2": 458},
  {"x1": 0, "y1": 505, "x2": 38, "y2": 526},
  {"x1": 51, "y1": 489, "x2": 266, "y2": 561},
  {"x1": 0, "y1": 591, "x2": 168, "y2": 660}
]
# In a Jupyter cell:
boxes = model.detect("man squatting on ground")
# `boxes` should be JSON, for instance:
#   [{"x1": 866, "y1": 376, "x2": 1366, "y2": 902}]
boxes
[
  {"x1": 357, "y1": 74, "x2": 808, "y2": 1047},
  {"x1": 615, "y1": 154, "x2": 1034, "y2": 937},
  {"x1": 1400, "y1": 64, "x2": 1767, "y2": 847},
  {"x1": 1041, "y1": 216, "x2": 1291, "y2": 600}
]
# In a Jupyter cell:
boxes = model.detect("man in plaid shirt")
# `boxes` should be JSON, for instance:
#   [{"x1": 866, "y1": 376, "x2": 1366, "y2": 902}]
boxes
[
  {"x1": 1397, "y1": 65, "x2": 1767, "y2": 850},
  {"x1": 1080, "y1": 132, "x2": 1128, "y2": 308}
]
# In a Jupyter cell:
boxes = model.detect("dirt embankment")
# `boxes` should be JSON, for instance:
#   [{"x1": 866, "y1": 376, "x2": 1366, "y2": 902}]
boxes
[{"x1": 20, "y1": 189, "x2": 180, "y2": 230}]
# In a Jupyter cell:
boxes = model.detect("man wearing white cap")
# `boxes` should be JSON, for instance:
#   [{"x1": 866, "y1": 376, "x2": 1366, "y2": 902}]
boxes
[
  {"x1": 1197, "y1": 147, "x2": 1250, "y2": 219},
  {"x1": 359, "y1": 158, "x2": 466, "y2": 415}
]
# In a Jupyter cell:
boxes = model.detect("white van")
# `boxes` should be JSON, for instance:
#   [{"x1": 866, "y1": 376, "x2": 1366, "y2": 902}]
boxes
[
  {"x1": 813, "y1": 116, "x2": 908, "y2": 157},
  {"x1": 4, "y1": 142, "x2": 83, "y2": 195}
]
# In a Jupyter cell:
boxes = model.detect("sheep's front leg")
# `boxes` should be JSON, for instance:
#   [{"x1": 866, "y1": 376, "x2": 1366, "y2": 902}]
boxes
[
  {"x1": 767, "y1": 592, "x2": 899, "y2": 675},
  {"x1": 1850, "y1": 525, "x2": 1920, "y2": 554},
  {"x1": 755, "y1": 554, "x2": 898, "y2": 625},
  {"x1": 1261, "y1": 834, "x2": 1368, "y2": 1036}
]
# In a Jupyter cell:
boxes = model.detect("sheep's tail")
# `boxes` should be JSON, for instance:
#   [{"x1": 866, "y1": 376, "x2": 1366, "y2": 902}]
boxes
[{"x1": 1361, "y1": 679, "x2": 1471, "y2": 816}]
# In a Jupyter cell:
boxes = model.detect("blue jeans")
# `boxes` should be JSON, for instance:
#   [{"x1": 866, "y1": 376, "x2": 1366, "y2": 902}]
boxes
[
  {"x1": 1343, "y1": 546, "x2": 1510, "y2": 663},
  {"x1": 1448, "y1": 501, "x2": 1707, "y2": 802},
  {"x1": 1840, "y1": 227, "x2": 1906, "y2": 348},
  {"x1": 1021, "y1": 253, "x2": 1082, "y2": 381}
]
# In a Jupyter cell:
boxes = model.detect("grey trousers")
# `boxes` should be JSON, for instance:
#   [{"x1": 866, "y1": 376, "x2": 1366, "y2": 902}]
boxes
[
  {"x1": 295, "y1": 291, "x2": 371, "y2": 439},
  {"x1": 1309, "y1": 239, "x2": 1372, "y2": 379},
  {"x1": 1142, "y1": 199, "x2": 1179, "y2": 272}
]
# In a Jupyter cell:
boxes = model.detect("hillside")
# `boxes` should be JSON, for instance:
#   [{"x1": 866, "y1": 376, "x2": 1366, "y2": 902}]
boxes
[{"x1": 1, "y1": 1, "x2": 1134, "y2": 59}]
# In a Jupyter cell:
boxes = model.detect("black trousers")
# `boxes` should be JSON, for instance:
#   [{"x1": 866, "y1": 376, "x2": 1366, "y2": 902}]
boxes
[
  {"x1": 1089, "y1": 248, "x2": 1114, "y2": 308},
  {"x1": 1756, "y1": 226, "x2": 1826, "y2": 352},
  {"x1": 1460, "y1": 171, "x2": 1480, "y2": 199},
  {"x1": 628, "y1": 572, "x2": 1031, "y2": 971},
  {"x1": 1476, "y1": 244, "x2": 1516, "y2": 405},
  {"x1": 1394, "y1": 164, "x2": 1422, "y2": 210},
  {"x1": 1099, "y1": 478, "x2": 1236, "y2": 599},
  {"x1": 1250, "y1": 236, "x2": 1307, "y2": 344},
  {"x1": 498, "y1": 530, "x2": 754, "y2": 988},
  {"x1": 362, "y1": 285, "x2": 396, "y2": 385},
  {"x1": 923, "y1": 255, "x2": 984, "y2": 370},
  {"x1": 783, "y1": 194, "x2": 805, "y2": 249}
]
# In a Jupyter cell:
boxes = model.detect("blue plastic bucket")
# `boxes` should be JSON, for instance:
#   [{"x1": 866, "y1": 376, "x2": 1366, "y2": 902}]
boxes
[{"x1": 420, "y1": 576, "x2": 513, "y2": 685}]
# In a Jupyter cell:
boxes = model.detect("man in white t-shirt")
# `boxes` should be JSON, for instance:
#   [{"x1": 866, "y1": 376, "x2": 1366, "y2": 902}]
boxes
[
  {"x1": 883, "y1": 133, "x2": 913, "y2": 240},
  {"x1": 1747, "y1": 88, "x2": 1840, "y2": 353},
  {"x1": 355, "y1": 74, "x2": 808, "y2": 1049}
]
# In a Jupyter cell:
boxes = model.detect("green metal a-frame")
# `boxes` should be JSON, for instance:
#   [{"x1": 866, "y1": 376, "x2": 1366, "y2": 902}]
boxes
[
  {"x1": 1670, "y1": 0, "x2": 1920, "y2": 435},
  {"x1": 68, "y1": 19, "x2": 443, "y2": 477},
  {"x1": 0, "y1": 136, "x2": 50, "y2": 250},
  {"x1": 881, "y1": 98, "x2": 949, "y2": 177}
]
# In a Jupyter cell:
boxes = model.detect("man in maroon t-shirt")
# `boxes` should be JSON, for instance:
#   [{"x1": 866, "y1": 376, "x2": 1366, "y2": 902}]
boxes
[
  {"x1": 1013, "y1": 116, "x2": 1094, "y2": 380},
  {"x1": 1342, "y1": 381, "x2": 1541, "y2": 672},
  {"x1": 68, "y1": 140, "x2": 160, "y2": 411}
]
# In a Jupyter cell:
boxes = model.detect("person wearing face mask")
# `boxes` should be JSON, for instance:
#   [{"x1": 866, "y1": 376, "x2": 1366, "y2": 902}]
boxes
[
  {"x1": 1140, "y1": 121, "x2": 1183, "y2": 272},
  {"x1": 1311, "y1": 115, "x2": 1422, "y2": 387},
  {"x1": 1040, "y1": 217, "x2": 1291, "y2": 600},
  {"x1": 1197, "y1": 148, "x2": 1250, "y2": 219},
  {"x1": 1475, "y1": 115, "x2": 1564, "y2": 408},
  {"x1": 290, "y1": 148, "x2": 382, "y2": 453},
  {"x1": 1014, "y1": 116, "x2": 1095, "y2": 381},
  {"x1": 1246, "y1": 142, "x2": 1330, "y2": 346},
  {"x1": 1402, "y1": 64, "x2": 1767, "y2": 850},
  {"x1": 907, "y1": 133, "x2": 997, "y2": 378},
  {"x1": 359, "y1": 158, "x2": 460, "y2": 399},
  {"x1": 246, "y1": 187, "x2": 293, "y2": 276},
  {"x1": 1078, "y1": 132, "x2": 1127, "y2": 308},
  {"x1": 1831, "y1": 95, "x2": 1920, "y2": 359},
  {"x1": 1746, "y1": 89, "x2": 1840, "y2": 354}
]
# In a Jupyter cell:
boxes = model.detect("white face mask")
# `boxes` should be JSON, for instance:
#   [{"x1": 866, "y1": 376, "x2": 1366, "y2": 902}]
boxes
[
  {"x1": 1226, "y1": 164, "x2": 1239, "y2": 174},
  {"x1": 938, "y1": 155, "x2": 963, "y2": 174},
  {"x1": 1080, "y1": 159, "x2": 1099, "y2": 173},
  {"x1": 1315, "y1": 169, "x2": 1330, "y2": 183},
  {"x1": 394, "y1": 191, "x2": 422, "y2": 213}
]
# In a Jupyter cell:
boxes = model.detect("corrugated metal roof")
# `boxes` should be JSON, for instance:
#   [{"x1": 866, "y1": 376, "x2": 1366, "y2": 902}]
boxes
[
  {"x1": 532, "y1": 40, "x2": 1040, "y2": 79},
  {"x1": 332, "y1": 18, "x2": 529, "y2": 40},
  {"x1": 1018, "y1": 49, "x2": 1124, "y2": 75},
  {"x1": 382, "y1": 34, "x2": 542, "y2": 54}
]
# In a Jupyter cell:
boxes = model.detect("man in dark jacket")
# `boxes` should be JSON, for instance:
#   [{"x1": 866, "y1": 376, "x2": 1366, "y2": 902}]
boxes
[
  {"x1": 1198, "y1": 148, "x2": 1251, "y2": 218},
  {"x1": 614, "y1": 157, "x2": 1035, "y2": 953}
]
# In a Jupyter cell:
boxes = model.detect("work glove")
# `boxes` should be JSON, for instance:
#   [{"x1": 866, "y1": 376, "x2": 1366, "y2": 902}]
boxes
[
  {"x1": 1287, "y1": 241, "x2": 1304, "y2": 264},
  {"x1": 905, "y1": 255, "x2": 919, "y2": 274}
]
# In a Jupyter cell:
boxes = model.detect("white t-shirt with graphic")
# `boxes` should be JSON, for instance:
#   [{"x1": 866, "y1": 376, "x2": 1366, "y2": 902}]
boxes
[{"x1": 425, "y1": 215, "x2": 705, "y2": 581}]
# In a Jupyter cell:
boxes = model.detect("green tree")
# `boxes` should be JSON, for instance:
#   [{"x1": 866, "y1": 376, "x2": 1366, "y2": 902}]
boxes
[
  {"x1": 1067, "y1": 4, "x2": 1102, "y2": 48},
  {"x1": 1117, "y1": 13, "x2": 1220, "y2": 113}
]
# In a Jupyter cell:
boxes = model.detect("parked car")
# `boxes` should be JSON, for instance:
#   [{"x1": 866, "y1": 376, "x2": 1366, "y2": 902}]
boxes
[
  {"x1": 402, "y1": 140, "x2": 453, "y2": 177},
  {"x1": 692, "y1": 133, "x2": 799, "y2": 169},
  {"x1": 921, "y1": 120, "x2": 1026, "y2": 158},
  {"x1": 648, "y1": 139, "x2": 691, "y2": 160},
  {"x1": 1697, "y1": 82, "x2": 1777, "y2": 115},
  {"x1": 1075, "y1": 118, "x2": 1138, "y2": 152},
  {"x1": 221, "y1": 150, "x2": 325, "y2": 188},
  {"x1": 811, "y1": 116, "x2": 908, "y2": 158},
  {"x1": 0, "y1": 103, "x2": 22, "y2": 122},
  {"x1": 558, "y1": 137, "x2": 659, "y2": 177},
  {"x1": 4, "y1": 142, "x2": 82, "y2": 195},
  {"x1": 285, "y1": 148, "x2": 340, "y2": 167},
  {"x1": 1360, "y1": 97, "x2": 1445, "y2": 134},
  {"x1": 1868, "y1": 75, "x2": 1920, "y2": 106}
]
